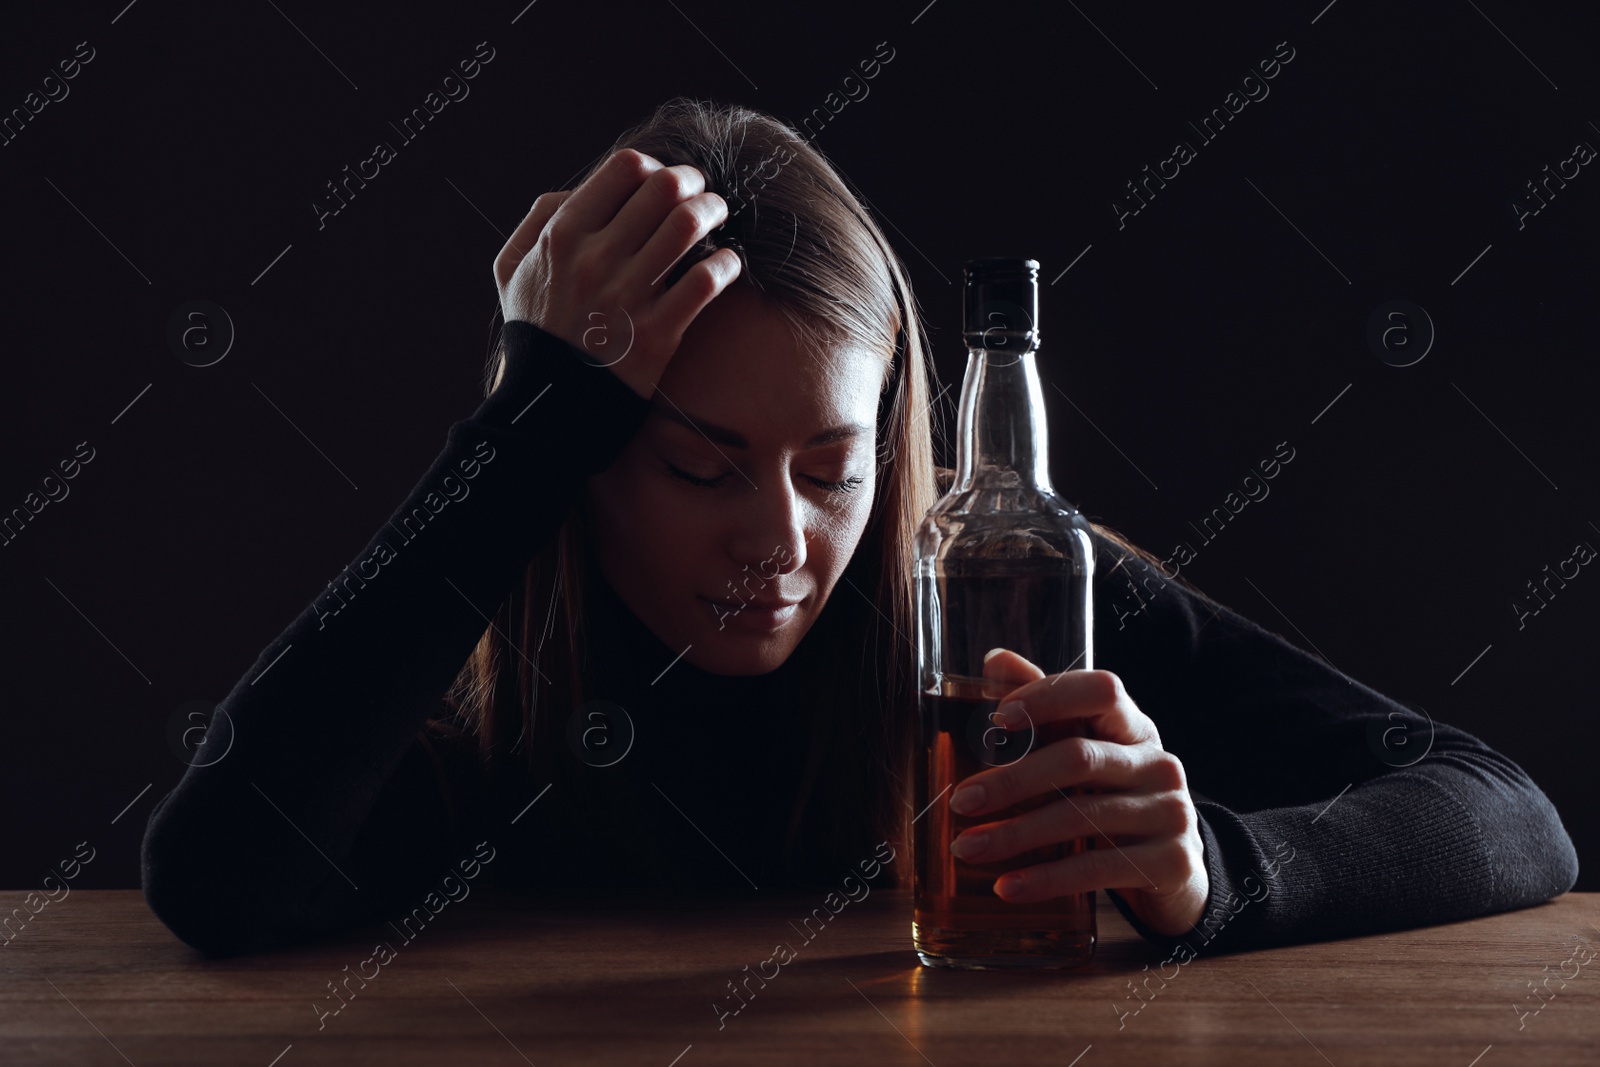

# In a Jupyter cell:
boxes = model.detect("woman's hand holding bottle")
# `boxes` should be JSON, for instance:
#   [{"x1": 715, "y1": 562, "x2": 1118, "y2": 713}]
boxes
[
  {"x1": 492, "y1": 148, "x2": 742, "y2": 400},
  {"x1": 949, "y1": 649, "x2": 1210, "y2": 937}
]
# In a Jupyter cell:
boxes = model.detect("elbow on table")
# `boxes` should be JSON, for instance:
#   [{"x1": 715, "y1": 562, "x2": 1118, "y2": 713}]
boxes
[
  {"x1": 1462, "y1": 758, "x2": 1582, "y2": 907},
  {"x1": 1429, "y1": 739, "x2": 1580, "y2": 907},
  {"x1": 141, "y1": 878, "x2": 262, "y2": 958},
  {"x1": 1511, "y1": 782, "x2": 1581, "y2": 903},
  {"x1": 139, "y1": 791, "x2": 306, "y2": 957}
]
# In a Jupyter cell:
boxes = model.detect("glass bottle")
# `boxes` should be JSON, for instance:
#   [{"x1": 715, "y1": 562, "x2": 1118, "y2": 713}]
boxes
[{"x1": 912, "y1": 257, "x2": 1097, "y2": 969}]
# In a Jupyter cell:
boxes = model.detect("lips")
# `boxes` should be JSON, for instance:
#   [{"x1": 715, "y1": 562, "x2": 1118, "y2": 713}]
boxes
[{"x1": 706, "y1": 595, "x2": 802, "y2": 611}]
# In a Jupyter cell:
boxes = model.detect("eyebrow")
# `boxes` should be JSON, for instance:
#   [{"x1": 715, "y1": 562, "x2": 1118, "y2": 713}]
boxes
[{"x1": 649, "y1": 404, "x2": 869, "y2": 450}]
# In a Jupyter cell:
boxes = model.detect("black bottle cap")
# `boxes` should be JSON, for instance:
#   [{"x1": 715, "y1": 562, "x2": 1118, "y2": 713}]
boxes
[{"x1": 963, "y1": 257, "x2": 1039, "y2": 352}]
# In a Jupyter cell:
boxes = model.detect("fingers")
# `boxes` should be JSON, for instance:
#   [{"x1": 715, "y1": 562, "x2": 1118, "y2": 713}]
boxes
[
  {"x1": 630, "y1": 190, "x2": 731, "y2": 293},
  {"x1": 649, "y1": 245, "x2": 742, "y2": 346},
  {"x1": 980, "y1": 647, "x2": 1045, "y2": 701},
  {"x1": 952, "y1": 786, "x2": 1194, "y2": 865},
  {"x1": 996, "y1": 668, "x2": 1157, "y2": 747},
  {"x1": 551, "y1": 148, "x2": 666, "y2": 237},
  {"x1": 951, "y1": 734, "x2": 1158, "y2": 816},
  {"x1": 994, "y1": 839, "x2": 1199, "y2": 904},
  {"x1": 494, "y1": 190, "x2": 573, "y2": 292},
  {"x1": 606, "y1": 163, "x2": 709, "y2": 263}
]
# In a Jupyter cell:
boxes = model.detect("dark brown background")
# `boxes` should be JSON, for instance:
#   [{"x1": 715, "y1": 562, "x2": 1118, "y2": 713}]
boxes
[{"x1": 1, "y1": 0, "x2": 1593, "y2": 892}]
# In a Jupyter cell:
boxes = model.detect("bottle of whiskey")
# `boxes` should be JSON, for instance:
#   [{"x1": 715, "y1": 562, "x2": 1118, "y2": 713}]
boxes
[{"x1": 912, "y1": 257, "x2": 1097, "y2": 969}]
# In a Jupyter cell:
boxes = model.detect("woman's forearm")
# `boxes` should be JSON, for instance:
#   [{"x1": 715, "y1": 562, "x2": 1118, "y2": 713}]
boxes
[{"x1": 140, "y1": 322, "x2": 652, "y2": 956}]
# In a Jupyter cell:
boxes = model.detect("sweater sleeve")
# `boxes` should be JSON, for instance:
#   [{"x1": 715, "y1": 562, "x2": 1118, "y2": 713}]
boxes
[
  {"x1": 1088, "y1": 528, "x2": 1579, "y2": 954},
  {"x1": 140, "y1": 321, "x2": 653, "y2": 957}
]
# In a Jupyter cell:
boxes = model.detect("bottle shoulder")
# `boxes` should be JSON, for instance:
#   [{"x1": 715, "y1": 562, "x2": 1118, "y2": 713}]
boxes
[
  {"x1": 918, "y1": 482, "x2": 1091, "y2": 530},
  {"x1": 916, "y1": 490, "x2": 1094, "y2": 571}
]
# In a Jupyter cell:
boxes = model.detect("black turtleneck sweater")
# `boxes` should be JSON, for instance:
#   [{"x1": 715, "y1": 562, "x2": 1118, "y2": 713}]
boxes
[
  {"x1": 479, "y1": 547, "x2": 827, "y2": 899},
  {"x1": 139, "y1": 320, "x2": 1578, "y2": 959}
]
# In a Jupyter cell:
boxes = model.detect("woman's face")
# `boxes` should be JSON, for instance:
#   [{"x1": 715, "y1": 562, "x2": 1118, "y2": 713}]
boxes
[{"x1": 583, "y1": 282, "x2": 888, "y2": 676}]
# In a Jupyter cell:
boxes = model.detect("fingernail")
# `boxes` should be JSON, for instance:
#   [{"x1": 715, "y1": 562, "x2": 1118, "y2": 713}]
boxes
[
  {"x1": 951, "y1": 832, "x2": 988, "y2": 860},
  {"x1": 997, "y1": 871, "x2": 1027, "y2": 897},
  {"x1": 950, "y1": 783, "x2": 985, "y2": 814},
  {"x1": 994, "y1": 702, "x2": 1025, "y2": 729}
]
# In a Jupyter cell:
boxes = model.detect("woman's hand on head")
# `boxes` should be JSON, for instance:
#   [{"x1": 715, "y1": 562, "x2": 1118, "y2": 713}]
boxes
[
  {"x1": 492, "y1": 148, "x2": 743, "y2": 400},
  {"x1": 948, "y1": 650, "x2": 1209, "y2": 938}
]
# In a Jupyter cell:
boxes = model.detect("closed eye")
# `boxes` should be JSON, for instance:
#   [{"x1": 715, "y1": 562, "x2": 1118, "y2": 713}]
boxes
[
  {"x1": 665, "y1": 462, "x2": 864, "y2": 495},
  {"x1": 665, "y1": 463, "x2": 726, "y2": 488}
]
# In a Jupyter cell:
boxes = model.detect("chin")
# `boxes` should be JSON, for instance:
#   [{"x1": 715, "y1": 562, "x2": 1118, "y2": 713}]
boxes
[
  {"x1": 689, "y1": 613, "x2": 808, "y2": 677},
  {"x1": 669, "y1": 593, "x2": 811, "y2": 676},
  {"x1": 685, "y1": 636, "x2": 798, "y2": 677}
]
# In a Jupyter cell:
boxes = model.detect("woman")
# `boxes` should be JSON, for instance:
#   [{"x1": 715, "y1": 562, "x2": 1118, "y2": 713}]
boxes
[{"x1": 140, "y1": 97, "x2": 1577, "y2": 958}]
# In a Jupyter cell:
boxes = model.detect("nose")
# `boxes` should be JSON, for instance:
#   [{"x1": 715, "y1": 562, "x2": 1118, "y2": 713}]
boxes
[{"x1": 728, "y1": 478, "x2": 809, "y2": 579}]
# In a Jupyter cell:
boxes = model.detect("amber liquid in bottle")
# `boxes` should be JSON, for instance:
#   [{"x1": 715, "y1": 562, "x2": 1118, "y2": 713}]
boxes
[{"x1": 911, "y1": 258, "x2": 1096, "y2": 969}]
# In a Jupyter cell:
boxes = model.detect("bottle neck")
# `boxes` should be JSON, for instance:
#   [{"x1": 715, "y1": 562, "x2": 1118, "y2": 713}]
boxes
[{"x1": 953, "y1": 345, "x2": 1054, "y2": 493}]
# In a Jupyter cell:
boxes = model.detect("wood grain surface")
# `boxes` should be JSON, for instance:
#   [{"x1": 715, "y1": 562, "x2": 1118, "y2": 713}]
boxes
[{"x1": 2, "y1": 888, "x2": 1596, "y2": 1065}]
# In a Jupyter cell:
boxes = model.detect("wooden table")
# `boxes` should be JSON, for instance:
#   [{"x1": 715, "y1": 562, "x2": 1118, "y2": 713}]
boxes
[{"x1": 3, "y1": 888, "x2": 1596, "y2": 1065}]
